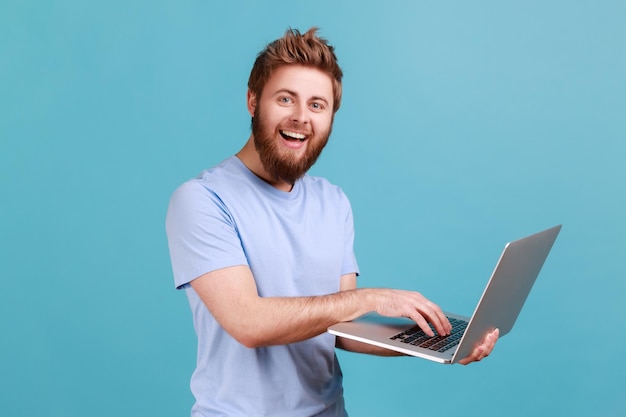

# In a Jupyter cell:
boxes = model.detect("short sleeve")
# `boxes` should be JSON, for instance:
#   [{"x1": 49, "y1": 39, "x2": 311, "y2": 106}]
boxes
[{"x1": 165, "y1": 181, "x2": 248, "y2": 289}]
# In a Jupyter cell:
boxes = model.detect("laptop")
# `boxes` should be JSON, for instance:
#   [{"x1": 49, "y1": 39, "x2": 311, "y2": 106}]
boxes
[{"x1": 328, "y1": 225, "x2": 561, "y2": 364}]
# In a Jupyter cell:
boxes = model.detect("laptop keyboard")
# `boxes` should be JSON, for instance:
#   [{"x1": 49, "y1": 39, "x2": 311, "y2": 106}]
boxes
[{"x1": 389, "y1": 317, "x2": 468, "y2": 353}]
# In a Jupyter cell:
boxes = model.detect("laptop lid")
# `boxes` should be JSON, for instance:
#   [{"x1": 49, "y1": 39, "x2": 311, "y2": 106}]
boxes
[{"x1": 451, "y1": 224, "x2": 561, "y2": 362}]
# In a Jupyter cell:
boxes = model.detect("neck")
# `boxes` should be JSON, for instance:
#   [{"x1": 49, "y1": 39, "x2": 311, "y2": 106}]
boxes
[{"x1": 236, "y1": 136, "x2": 294, "y2": 192}]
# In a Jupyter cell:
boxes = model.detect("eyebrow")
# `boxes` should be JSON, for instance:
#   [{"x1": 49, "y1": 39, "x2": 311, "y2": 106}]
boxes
[{"x1": 274, "y1": 89, "x2": 330, "y2": 106}]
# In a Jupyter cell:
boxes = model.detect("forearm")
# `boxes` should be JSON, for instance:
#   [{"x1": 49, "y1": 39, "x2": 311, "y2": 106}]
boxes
[
  {"x1": 191, "y1": 266, "x2": 451, "y2": 350},
  {"x1": 229, "y1": 288, "x2": 376, "y2": 348}
]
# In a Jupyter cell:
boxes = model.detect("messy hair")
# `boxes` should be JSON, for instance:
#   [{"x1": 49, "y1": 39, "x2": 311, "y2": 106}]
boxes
[{"x1": 248, "y1": 27, "x2": 343, "y2": 112}]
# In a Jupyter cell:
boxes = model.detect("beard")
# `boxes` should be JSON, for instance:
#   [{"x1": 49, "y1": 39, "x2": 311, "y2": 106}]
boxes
[{"x1": 252, "y1": 105, "x2": 332, "y2": 185}]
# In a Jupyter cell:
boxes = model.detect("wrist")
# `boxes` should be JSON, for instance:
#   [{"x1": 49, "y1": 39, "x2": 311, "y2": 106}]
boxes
[{"x1": 347, "y1": 287, "x2": 376, "y2": 320}]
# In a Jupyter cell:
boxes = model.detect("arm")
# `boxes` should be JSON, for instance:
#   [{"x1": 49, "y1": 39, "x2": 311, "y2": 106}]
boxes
[{"x1": 189, "y1": 267, "x2": 451, "y2": 349}]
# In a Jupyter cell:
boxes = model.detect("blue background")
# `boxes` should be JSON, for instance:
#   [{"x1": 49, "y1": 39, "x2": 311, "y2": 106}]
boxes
[{"x1": 1, "y1": 1, "x2": 624, "y2": 416}]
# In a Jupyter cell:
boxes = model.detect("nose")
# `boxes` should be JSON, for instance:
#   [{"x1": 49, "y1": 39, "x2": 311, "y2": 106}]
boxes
[{"x1": 290, "y1": 102, "x2": 308, "y2": 124}]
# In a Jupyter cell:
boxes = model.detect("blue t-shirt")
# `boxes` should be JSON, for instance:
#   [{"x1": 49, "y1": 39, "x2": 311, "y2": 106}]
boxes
[{"x1": 166, "y1": 156, "x2": 359, "y2": 417}]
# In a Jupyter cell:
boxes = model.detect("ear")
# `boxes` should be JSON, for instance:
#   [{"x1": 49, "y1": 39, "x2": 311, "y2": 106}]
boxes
[{"x1": 247, "y1": 89, "x2": 257, "y2": 117}]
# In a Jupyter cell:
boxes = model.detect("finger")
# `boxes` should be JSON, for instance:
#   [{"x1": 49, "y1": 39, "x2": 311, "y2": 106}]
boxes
[
  {"x1": 418, "y1": 302, "x2": 451, "y2": 336},
  {"x1": 492, "y1": 328, "x2": 500, "y2": 340},
  {"x1": 480, "y1": 329, "x2": 498, "y2": 352},
  {"x1": 484, "y1": 328, "x2": 500, "y2": 354},
  {"x1": 404, "y1": 292, "x2": 449, "y2": 335},
  {"x1": 407, "y1": 311, "x2": 436, "y2": 337},
  {"x1": 474, "y1": 335, "x2": 495, "y2": 360}
]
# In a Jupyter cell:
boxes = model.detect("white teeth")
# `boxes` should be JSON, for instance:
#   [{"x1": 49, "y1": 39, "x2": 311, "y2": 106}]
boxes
[{"x1": 281, "y1": 130, "x2": 306, "y2": 140}]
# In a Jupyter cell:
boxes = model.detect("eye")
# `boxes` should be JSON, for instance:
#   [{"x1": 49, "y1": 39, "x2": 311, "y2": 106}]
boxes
[
  {"x1": 310, "y1": 102, "x2": 325, "y2": 112},
  {"x1": 279, "y1": 96, "x2": 293, "y2": 105}
]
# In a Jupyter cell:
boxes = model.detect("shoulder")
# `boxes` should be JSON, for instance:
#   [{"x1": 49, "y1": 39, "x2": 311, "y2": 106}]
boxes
[
  {"x1": 299, "y1": 174, "x2": 352, "y2": 209},
  {"x1": 170, "y1": 157, "x2": 246, "y2": 200},
  {"x1": 303, "y1": 173, "x2": 348, "y2": 194},
  {"x1": 167, "y1": 157, "x2": 244, "y2": 217}
]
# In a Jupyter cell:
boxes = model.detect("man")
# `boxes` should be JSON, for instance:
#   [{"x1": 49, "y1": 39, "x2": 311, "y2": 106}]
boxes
[{"x1": 166, "y1": 28, "x2": 498, "y2": 417}]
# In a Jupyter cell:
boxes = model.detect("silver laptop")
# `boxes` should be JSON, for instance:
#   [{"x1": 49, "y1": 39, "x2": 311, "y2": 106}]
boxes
[{"x1": 328, "y1": 225, "x2": 561, "y2": 364}]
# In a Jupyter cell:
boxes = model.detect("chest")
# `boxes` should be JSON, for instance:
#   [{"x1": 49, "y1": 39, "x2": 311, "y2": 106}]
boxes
[{"x1": 226, "y1": 188, "x2": 347, "y2": 296}]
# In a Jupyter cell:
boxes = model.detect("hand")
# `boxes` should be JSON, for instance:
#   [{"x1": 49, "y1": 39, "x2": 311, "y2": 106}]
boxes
[
  {"x1": 457, "y1": 328, "x2": 499, "y2": 365},
  {"x1": 371, "y1": 289, "x2": 452, "y2": 337}
]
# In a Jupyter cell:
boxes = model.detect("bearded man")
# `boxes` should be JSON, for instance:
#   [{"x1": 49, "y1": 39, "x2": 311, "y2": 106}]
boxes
[{"x1": 166, "y1": 27, "x2": 498, "y2": 417}]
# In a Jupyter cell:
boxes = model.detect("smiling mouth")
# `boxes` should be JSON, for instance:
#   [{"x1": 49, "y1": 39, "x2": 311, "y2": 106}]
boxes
[{"x1": 280, "y1": 130, "x2": 308, "y2": 141}]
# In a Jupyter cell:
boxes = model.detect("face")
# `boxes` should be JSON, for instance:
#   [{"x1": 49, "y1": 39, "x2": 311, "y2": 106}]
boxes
[{"x1": 248, "y1": 65, "x2": 335, "y2": 185}]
